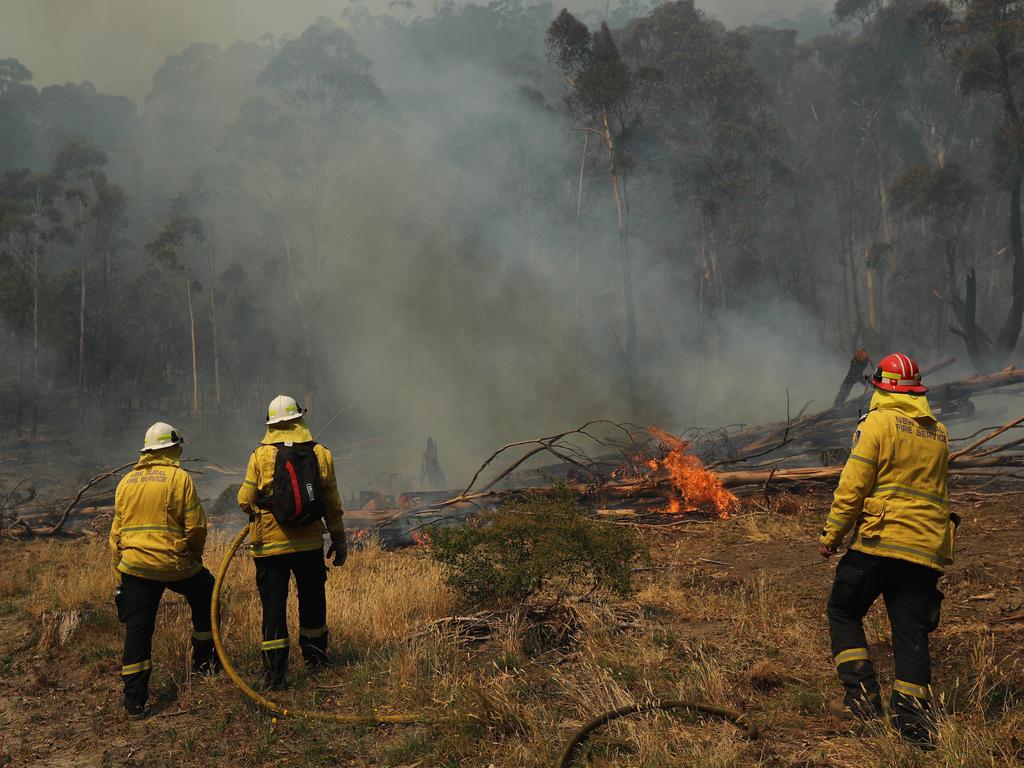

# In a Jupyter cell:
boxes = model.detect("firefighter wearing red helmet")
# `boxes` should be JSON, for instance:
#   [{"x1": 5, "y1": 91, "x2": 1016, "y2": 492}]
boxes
[{"x1": 820, "y1": 352, "x2": 956, "y2": 747}]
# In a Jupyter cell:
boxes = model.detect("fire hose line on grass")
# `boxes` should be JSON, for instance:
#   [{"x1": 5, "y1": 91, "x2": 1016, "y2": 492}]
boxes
[
  {"x1": 211, "y1": 525, "x2": 759, "y2": 765},
  {"x1": 210, "y1": 524, "x2": 423, "y2": 724}
]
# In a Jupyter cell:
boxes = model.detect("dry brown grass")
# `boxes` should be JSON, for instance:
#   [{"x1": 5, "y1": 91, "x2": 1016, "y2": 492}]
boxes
[{"x1": 0, "y1": 499, "x2": 1022, "y2": 767}]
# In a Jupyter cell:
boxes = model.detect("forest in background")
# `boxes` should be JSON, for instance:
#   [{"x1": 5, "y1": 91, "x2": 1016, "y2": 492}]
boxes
[{"x1": 1, "y1": 0, "x2": 1020, "y2": 486}]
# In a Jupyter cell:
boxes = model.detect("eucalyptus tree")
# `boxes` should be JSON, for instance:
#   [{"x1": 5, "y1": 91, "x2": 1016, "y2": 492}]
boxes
[
  {"x1": 146, "y1": 192, "x2": 207, "y2": 420},
  {"x1": 51, "y1": 138, "x2": 109, "y2": 405},
  {"x1": 0, "y1": 59, "x2": 36, "y2": 171},
  {"x1": 620, "y1": 1, "x2": 782, "y2": 352},
  {"x1": 546, "y1": 10, "x2": 661, "y2": 398},
  {"x1": 922, "y1": 0, "x2": 1024, "y2": 369},
  {"x1": 0, "y1": 169, "x2": 60, "y2": 433},
  {"x1": 225, "y1": 20, "x2": 384, "y2": 405}
]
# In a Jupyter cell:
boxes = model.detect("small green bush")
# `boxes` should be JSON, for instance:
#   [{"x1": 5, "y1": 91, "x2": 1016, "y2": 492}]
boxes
[{"x1": 428, "y1": 490, "x2": 649, "y2": 607}]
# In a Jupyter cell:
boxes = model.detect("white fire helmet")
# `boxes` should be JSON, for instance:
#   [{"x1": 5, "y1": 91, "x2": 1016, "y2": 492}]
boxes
[
  {"x1": 142, "y1": 422, "x2": 184, "y2": 452},
  {"x1": 266, "y1": 394, "x2": 306, "y2": 425}
]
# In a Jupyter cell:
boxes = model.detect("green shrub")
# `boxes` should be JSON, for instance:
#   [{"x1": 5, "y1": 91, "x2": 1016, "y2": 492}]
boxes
[{"x1": 428, "y1": 490, "x2": 649, "y2": 608}]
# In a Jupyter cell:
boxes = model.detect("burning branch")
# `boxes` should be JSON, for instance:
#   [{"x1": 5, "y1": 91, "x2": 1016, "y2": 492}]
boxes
[{"x1": 645, "y1": 427, "x2": 736, "y2": 518}]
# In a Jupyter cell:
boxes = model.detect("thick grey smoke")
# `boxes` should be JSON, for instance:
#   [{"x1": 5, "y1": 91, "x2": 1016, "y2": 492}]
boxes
[
  {"x1": 1, "y1": 1, "x2": 851, "y2": 493},
  {"x1": 2, "y1": 1, "x2": 824, "y2": 98}
]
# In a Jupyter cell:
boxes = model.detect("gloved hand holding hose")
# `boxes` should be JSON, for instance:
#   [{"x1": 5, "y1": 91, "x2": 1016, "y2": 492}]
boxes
[{"x1": 327, "y1": 532, "x2": 347, "y2": 567}]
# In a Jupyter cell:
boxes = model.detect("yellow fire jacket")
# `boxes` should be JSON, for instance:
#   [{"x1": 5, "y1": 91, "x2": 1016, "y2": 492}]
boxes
[
  {"x1": 821, "y1": 390, "x2": 953, "y2": 572},
  {"x1": 110, "y1": 450, "x2": 207, "y2": 581},
  {"x1": 236, "y1": 419, "x2": 345, "y2": 557}
]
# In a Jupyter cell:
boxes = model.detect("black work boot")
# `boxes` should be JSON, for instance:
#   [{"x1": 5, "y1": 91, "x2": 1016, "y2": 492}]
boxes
[
  {"x1": 124, "y1": 697, "x2": 147, "y2": 720},
  {"x1": 891, "y1": 690, "x2": 937, "y2": 750},
  {"x1": 261, "y1": 646, "x2": 289, "y2": 691},
  {"x1": 835, "y1": 658, "x2": 883, "y2": 720},
  {"x1": 192, "y1": 638, "x2": 221, "y2": 675},
  {"x1": 829, "y1": 692, "x2": 883, "y2": 722},
  {"x1": 122, "y1": 666, "x2": 151, "y2": 720},
  {"x1": 299, "y1": 631, "x2": 330, "y2": 672}
]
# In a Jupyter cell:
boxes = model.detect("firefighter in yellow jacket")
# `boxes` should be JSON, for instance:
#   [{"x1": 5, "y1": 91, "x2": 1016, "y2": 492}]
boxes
[
  {"x1": 109, "y1": 422, "x2": 218, "y2": 719},
  {"x1": 237, "y1": 395, "x2": 347, "y2": 690},
  {"x1": 821, "y1": 353, "x2": 955, "y2": 746}
]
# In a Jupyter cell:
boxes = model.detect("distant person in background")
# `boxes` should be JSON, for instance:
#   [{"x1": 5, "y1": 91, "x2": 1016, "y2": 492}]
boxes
[
  {"x1": 237, "y1": 395, "x2": 347, "y2": 690},
  {"x1": 819, "y1": 353, "x2": 955, "y2": 747},
  {"x1": 109, "y1": 422, "x2": 218, "y2": 719}
]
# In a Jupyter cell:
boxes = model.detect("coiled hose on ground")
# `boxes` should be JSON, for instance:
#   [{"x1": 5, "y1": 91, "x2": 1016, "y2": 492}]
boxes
[
  {"x1": 210, "y1": 524, "x2": 758, "y2": 764},
  {"x1": 554, "y1": 700, "x2": 758, "y2": 768}
]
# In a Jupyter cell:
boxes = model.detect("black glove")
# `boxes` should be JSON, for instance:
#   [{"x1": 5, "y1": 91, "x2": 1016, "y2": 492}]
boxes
[{"x1": 326, "y1": 535, "x2": 348, "y2": 567}]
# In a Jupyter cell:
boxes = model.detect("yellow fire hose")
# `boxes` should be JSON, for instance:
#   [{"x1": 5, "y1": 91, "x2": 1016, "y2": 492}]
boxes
[{"x1": 211, "y1": 524, "x2": 758, "y2": 762}]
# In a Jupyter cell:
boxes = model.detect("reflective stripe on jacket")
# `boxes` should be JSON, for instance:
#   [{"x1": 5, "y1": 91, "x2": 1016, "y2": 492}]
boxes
[
  {"x1": 236, "y1": 419, "x2": 345, "y2": 557},
  {"x1": 110, "y1": 450, "x2": 207, "y2": 581},
  {"x1": 821, "y1": 390, "x2": 952, "y2": 572}
]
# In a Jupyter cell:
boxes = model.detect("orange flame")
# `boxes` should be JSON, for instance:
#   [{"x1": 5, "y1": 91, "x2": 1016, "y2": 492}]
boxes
[
  {"x1": 410, "y1": 530, "x2": 432, "y2": 548},
  {"x1": 646, "y1": 427, "x2": 736, "y2": 519},
  {"x1": 350, "y1": 528, "x2": 370, "y2": 544}
]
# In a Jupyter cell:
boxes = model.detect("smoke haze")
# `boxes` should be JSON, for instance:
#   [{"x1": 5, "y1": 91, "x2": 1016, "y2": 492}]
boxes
[
  {"x1": 2, "y1": 0, "x2": 983, "y2": 494},
  {"x1": 2, "y1": 1, "x2": 825, "y2": 98}
]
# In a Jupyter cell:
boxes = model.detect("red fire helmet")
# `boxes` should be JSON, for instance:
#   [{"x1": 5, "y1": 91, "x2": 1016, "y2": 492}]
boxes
[{"x1": 871, "y1": 352, "x2": 927, "y2": 394}]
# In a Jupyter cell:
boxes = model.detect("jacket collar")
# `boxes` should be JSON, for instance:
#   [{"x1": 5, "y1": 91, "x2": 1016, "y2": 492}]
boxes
[
  {"x1": 870, "y1": 389, "x2": 935, "y2": 421},
  {"x1": 135, "y1": 449, "x2": 182, "y2": 469},
  {"x1": 261, "y1": 418, "x2": 314, "y2": 445}
]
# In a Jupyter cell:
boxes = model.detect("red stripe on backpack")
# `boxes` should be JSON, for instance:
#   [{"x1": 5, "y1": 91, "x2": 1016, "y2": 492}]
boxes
[{"x1": 285, "y1": 460, "x2": 303, "y2": 522}]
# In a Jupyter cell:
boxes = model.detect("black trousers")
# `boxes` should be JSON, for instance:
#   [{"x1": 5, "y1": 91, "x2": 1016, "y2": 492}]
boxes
[
  {"x1": 255, "y1": 549, "x2": 329, "y2": 683},
  {"x1": 116, "y1": 568, "x2": 216, "y2": 710},
  {"x1": 827, "y1": 549, "x2": 943, "y2": 731}
]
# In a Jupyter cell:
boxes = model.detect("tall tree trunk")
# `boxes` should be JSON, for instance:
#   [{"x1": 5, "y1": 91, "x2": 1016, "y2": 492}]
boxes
[
  {"x1": 602, "y1": 110, "x2": 637, "y2": 405},
  {"x1": 574, "y1": 132, "x2": 589, "y2": 324},
  {"x1": 16, "y1": 330, "x2": 24, "y2": 435},
  {"x1": 185, "y1": 274, "x2": 200, "y2": 421},
  {"x1": 611, "y1": 172, "x2": 635, "y2": 365},
  {"x1": 844, "y1": 199, "x2": 863, "y2": 336},
  {"x1": 875, "y1": 168, "x2": 893, "y2": 332},
  {"x1": 77, "y1": 201, "x2": 86, "y2": 409},
  {"x1": 996, "y1": 172, "x2": 1024, "y2": 360},
  {"x1": 865, "y1": 246, "x2": 879, "y2": 332},
  {"x1": 938, "y1": 236, "x2": 956, "y2": 353},
  {"x1": 207, "y1": 239, "x2": 221, "y2": 408},
  {"x1": 958, "y1": 268, "x2": 992, "y2": 373},
  {"x1": 31, "y1": 242, "x2": 39, "y2": 437},
  {"x1": 610, "y1": 168, "x2": 637, "y2": 397}
]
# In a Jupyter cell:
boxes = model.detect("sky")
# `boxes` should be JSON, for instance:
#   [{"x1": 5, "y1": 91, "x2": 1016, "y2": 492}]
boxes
[{"x1": 1, "y1": 0, "x2": 821, "y2": 100}]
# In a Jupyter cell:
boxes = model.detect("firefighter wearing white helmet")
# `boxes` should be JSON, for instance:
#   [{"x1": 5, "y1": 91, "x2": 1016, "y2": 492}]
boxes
[
  {"x1": 237, "y1": 396, "x2": 347, "y2": 690},
  {"x1": 266, "y1": 394, "x2": 306, "y2": 425},
  {"x1": 109, "y1": 422, "x2": 218, "y2": 720},
  {"x1": 142, "y1": 421, "x2": 184, "y2": 451}
]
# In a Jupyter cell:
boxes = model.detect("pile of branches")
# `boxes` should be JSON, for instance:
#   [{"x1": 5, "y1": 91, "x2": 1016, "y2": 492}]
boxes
[
  {"x1": 1, "y1": 460, "x2": 234, "y2": 538},
  {"x1": 401, "y1": 367, "x2": 1024, "y2": 522},
  {"x1": 10, "y1": 365, "x2": 1024, "y2": 540}
]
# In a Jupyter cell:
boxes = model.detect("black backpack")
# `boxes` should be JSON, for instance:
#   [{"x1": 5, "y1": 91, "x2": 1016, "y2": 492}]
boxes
[{"x1": 259, "y1": 441, "x2": 325, "y2": 527}]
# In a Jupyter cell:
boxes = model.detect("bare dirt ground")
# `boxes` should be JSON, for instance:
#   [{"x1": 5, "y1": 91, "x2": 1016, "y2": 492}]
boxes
[{"x1": 1, "y1": 490, "x2": 1022, "y2": 767}]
